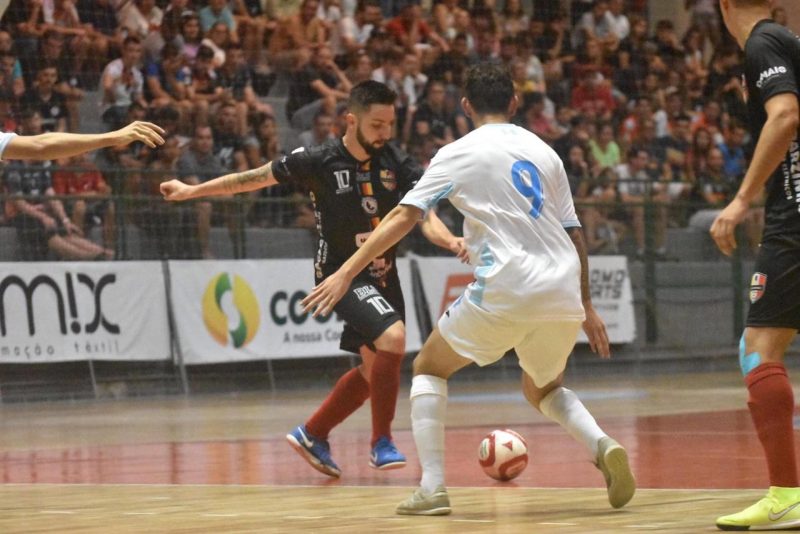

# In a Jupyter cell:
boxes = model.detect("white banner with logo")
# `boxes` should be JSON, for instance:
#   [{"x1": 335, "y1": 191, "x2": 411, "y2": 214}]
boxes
[
  {"x1": 413, "y1": 255, "x2": 636, "y2": 344},
  {"x1": 169, "y1": 259, "x2": 422, "y2": 364},
  {"x1": 0, "y1": 262, "x2": 171, "y2": 363}
]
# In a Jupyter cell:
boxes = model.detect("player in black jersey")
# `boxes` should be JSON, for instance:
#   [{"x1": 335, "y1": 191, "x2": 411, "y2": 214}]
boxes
[
  {"x1": 711, "y1": 0, "x2": 800, "y2": 530},
  {"x1": 160, "y1": 81, "x2": 465, "y2": 478}
]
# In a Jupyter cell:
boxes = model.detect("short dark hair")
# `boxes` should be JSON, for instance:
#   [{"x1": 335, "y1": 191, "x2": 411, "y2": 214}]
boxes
[
  {"x1": 464, "y1": 63, "x2": 514, "y2": 115},
  {"x1": 347, "y1": 80, "x2": 396, "y2": 114}
]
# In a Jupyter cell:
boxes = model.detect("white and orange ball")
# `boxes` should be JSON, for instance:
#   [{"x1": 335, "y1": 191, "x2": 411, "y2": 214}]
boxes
[{"x1": 478, "y1": 429, "x2": 529, "y2": 481}]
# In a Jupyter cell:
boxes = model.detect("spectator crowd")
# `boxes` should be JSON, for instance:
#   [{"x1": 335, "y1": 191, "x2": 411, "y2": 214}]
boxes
[{"x1": 0, "y1": 0, "x2": 789, "y2": 260}]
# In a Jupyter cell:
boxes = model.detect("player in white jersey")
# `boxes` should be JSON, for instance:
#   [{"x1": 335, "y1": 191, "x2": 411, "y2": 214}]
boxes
[
  {"x1": 0, "y1": 121, "x2": 164, "y2": 161},
  {"x1": 302, "y1": 63, "x2": 635, "y2": 515}
]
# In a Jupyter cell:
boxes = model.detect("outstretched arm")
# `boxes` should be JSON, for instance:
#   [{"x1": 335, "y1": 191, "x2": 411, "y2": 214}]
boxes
[
  {"x1": 302, "y1": 204, "x2": 422, "y2": 316},
  {"x1": 3, "y1": 121, "x2": 165, "y2": 160},
  {"x1": 419, "y1": 209, "x2": 468, "y2": 262},
  {"x1": 567, "y1": 226, "x2": 610, "y2": 358},
  {"x1": 161, "y1": 162, "x2": 278, "y2": 201}
]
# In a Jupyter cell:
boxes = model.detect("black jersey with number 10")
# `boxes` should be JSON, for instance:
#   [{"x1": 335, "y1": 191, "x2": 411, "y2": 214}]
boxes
[
  {"x1": 743, "y1": 19, "x2": 800, "y2": 240},
  {"x1": 271, "y1": 138, "x2": 423, "y2": 284}
]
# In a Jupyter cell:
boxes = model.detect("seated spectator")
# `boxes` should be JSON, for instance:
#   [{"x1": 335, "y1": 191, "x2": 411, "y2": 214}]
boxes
[
  {"x1": 498, "y1": 0, "x2": 529, "y2": 37},
  {"x1": 199, "y1": 0, "x2": 239, "y2": 43},
  {"x1": 688, "y1": 126, "x2": 713, "y2": 180},
  {"x1": 570, "y1": 67, "x2": 615, "y2": 121},
  {"x1": 177, "y1": 126, "x2": 226, "y2": 258},
  {"x1": 689, "y1": 146, "x2": 763, "y2": 255},
  {"x1": 118, "y1": 0, "x2": 164, "y2": 43},
  {"x1": 432, "y1": 0, "x2": 466, "y2": 41},
  {"x1": 287, "y1": 44, "x2": 352, "y2": 132},
  {"x1": 655, "y1": 113, "x2": 692, "y2": 193},
  {"x1": 144, "y1": 42, "x2": 193, "y2": 131},
  {"x1": 573, "y1": 0, "x2": 615, "y2": 51},
  {"x1": 346, "y1": 50, "x2": 374, "y2": 85},
  {"x1": 142, "y1": 135, "x2": 200, "y2": 258},
  {"x1": 188, "y1": 45, "x2": 225, "y2": 128},
  {"x1": 100, "y1": 36, "x2": 147, "y2": 130},
  {"x1": 299, "y1": 111, "x2": 335, "y2": 147},
  {"x1": 653, "y1": 19, "x2": 684, "y2": 69},
  {"x1": 52, "y1": 152, "x2": 115, "y2": 251},
  {"x1": 717, "y1": 120, "x2": 747, "y2": 179},
  {"x1": 523, "y1": 92, "x2": 560, "y2": 144},
  {"x1": 232, "y1": 0, "x2": 277, "y2": 64},
  {"x1": 0, "y1": 34, "x2": 25, "y2": 99},
  {"x1": 615, "y1": 147, "x2": 669, "y2": 259},
  {"x1": 4, "y1": 110, "x2": 112, "y2": 261},
  {"x1": 339, "y1": 0, "x2": 383, "y2": 57},
  {"x1": 212, "y1": 102, "x2": 249, "y2": 173},
  {"x1": 22, "y1": 63, "x2": 67, "y2": 133},
  {"x1": 589, "y1": 121, "x2": 621, "y2": 172},
  {"x1": 177, "y1": 13, "x2": 203, "y2": 65},
  {"x1": 386, "y1": 2, "x2": 449, "y2": 59},
  {"x1": 268, "y1": 0, "x2": 327, "y2": 69},
  {"x1": 41, "y1": 0, "x2": 96, "y2": 82},
  {"x1": 430, "y1": 32, "x2": 470, "y2": 89},
  {"x1": 245, "y1": 113, "x2": 281, "y2": 169},
  {"x1": 96, "y1": 103, "x2": 149, "y2": 199},
  {"x1": 553, "y1": 113, "x2": 591, "y2": 160},
  {"x1": 218, "y1": 44, "x2": 275, "y2": 136},
  {"x1": 201, "y1": 22, "x2": 232, "y2": 68},
  {"x1": 410, "y1": 80, "x2": 454, "y2": 150},
  {"x1": 33, "y1": 31, "x2": 85, "y2": 131},
  {"x1": 606, "y1": 0, "x2": 630, "y2": 41},
  {"x1": 76, "y1": 0, "x2": 122, "y2": 64}
]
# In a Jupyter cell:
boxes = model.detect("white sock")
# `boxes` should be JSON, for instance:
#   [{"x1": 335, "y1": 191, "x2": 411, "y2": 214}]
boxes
[
  {"x1": 410, "y1": 374, "x2": 448, "y2": 494},
  {"x1": 538, "y1": 387, "x2": 606, "y2": 461}
]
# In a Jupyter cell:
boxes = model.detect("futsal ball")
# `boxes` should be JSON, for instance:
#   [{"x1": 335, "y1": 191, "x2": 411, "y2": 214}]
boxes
[{"x1": 478, "y1": 429, "x2": 529, "y2": 481}]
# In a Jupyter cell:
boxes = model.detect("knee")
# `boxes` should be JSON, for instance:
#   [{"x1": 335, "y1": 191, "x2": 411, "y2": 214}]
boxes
[{"x1": 375, "y1": 321, "x2": 405, "y2": 354}]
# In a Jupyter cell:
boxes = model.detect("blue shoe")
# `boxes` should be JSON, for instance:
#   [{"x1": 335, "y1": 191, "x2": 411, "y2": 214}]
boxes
[
  {"x1": 286, "y1": 425, "x2": 341, "y2": 478},
  {"x1": 369, "y1": 436, "x2": 406, "y2": 470}
]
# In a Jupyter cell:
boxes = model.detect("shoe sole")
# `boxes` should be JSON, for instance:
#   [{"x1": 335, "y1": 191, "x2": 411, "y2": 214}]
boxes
[
  {"x1": 396, "y1": 506, "x2": 452, "y2": 516},
  {"x1": 603, "y1": 444, "x2": 636, "y2": 509},
  {"x1": 369, "y1": 460, "x2": 406, "y2": 470},
  {"x1": 285, "y1": 434, "x2": 341, "y2": 478},
  {"x1": 716, "y1": 518, "x2": 800, "y2": 531}
]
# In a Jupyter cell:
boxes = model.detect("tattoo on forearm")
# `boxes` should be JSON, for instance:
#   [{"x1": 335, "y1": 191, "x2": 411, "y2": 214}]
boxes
[{"x1": 222, "y1": 163, "x2": 272, "y2": 193}]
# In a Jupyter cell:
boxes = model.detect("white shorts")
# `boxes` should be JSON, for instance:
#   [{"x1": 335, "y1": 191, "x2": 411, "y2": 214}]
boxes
[{"x1": 438, "y1": 297, "x2": 582, "y2": 387}]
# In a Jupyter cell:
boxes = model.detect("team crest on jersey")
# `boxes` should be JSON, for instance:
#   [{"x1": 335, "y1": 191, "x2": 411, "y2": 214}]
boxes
[
  {"x1": 750, "y1": 272, "x2": 767, "y2": 303},
  {"x1": 361, "y1": 196, "x2": 378, "y2": 215},
  {"x1": 380, "y1": 169, "x2": 397, "y2": 191}
]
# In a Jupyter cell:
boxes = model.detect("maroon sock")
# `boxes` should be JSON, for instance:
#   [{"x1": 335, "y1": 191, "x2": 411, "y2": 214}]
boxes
[
  {"x1": 305, "y1": 367, "x2": 370, "y2": 440},
  {"x1": 369, "y1": 350, "x2": 404, "y2": 445},
  {"x1": 745, "y1": 362, "x2": 799, "y2": 487}
]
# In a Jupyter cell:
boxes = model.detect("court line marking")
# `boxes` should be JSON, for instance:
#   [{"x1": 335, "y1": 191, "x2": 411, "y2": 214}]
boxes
[
  {"x1": 201, "y1": 513, "x2": 240, "y2": 518},
  {"x1": 538, "y1": 522, "x2": 578, "y2": 526},
  {"x1": 39, "y1": 510, "x2": 76, "y2": 514},
  {"x1": 121, "y1": 511, "x2": 158, "y2": 515},
  {"x1": 284, "y1": 515, "x2": 326, "y2": 520},
  {"x1": 452, "y1": 519, "x2": 495, "y2": 523}
]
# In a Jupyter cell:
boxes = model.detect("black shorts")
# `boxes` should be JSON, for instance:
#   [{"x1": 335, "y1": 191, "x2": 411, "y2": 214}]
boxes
[
  {"x1": 746, "y1": 238, "x2": 800, "y2": 330},
  {"x1": 13, "y1": 213, "x2": 65, "y2": 260},
  {"x1": 334, "y1": 276, "x2": 405, "y2": 355}
]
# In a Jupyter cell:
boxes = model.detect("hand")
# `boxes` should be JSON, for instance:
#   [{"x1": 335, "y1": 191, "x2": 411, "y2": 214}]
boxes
[
  {"x1": 448, "y1": 237, "x2": 469, "y2": 263},
  {"x1": 64, "y1": 219, "x2": 83, "y2": 236},
  {"x1": 710, "y1": 196, "x2": 749, "y2": 256},
  {"x1": 113, "y1": 121, "x2": 165, "y2": 148},
  {"x1": 582, "y1": 305, "x2": 610, "y2": 359},
  {"x1": 160, "y1": 179, "x2": 194, "y2": 202},
  {"x1": 41, "y1": 215, "x2": 57, "y2": 231},
  {"x1": 301, "y1": 269, "x2": 352, "y2": 318}
]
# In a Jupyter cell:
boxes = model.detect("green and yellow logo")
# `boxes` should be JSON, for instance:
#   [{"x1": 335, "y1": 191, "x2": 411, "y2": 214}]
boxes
[{"x1": 202, "y1": 273, "x2": 260, "y2": 348}]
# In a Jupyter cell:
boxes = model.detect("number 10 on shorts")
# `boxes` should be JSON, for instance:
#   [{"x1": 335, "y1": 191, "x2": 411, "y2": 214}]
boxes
[{"x1": 367, "y1": 296, "x2": 394, "y2": 315}]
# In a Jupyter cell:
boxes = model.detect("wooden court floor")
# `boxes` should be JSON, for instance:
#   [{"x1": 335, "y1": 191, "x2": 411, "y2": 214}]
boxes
[{"x1": 0, "y1": 370, "x2": 795, "y2": 532}]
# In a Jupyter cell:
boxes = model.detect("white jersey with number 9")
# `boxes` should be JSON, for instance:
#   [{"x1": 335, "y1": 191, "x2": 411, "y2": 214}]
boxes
[{"x1": 400, "y1": 123, "x2": 584, "y2": 321}]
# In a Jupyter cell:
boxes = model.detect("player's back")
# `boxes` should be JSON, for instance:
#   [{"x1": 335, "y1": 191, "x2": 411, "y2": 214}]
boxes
[{"x1": 404, "y1": 124, "x2": 584, "y2": 321}]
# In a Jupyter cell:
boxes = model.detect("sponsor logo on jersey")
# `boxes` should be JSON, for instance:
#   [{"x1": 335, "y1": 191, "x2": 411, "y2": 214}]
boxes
[
  {"x1": 356, "y1": 171, "x2": 371, "y2": 182},
  {"x1": 380, "y1": 169, "x2": 397, "y2": 191},
  {"x1": 353, "y1": 285, "x2": 379, "y2": 301},
  {"x1": 334, "y1": 169, "x2": 352, "y2": 194},
  {"x1": 361, "y1": 196, "x2": 378, "y2": 215},
  {"x1": 355, "y1": 231, "x2": 372, "y2": 247},
  {"x1": 750, "y1": 272, "x2": 767, "y2": 303},
  {"x1": 756, "y1": 65, "x2": 788, "y2": 88}
]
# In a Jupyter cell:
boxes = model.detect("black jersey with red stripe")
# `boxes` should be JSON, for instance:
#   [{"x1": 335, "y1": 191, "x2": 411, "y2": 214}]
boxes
[{"x1": 271, "y1": 138, "x2": 422, "y2": 284}]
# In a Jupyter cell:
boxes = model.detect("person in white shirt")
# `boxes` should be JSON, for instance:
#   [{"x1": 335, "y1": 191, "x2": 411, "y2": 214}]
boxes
[{"x1": 302, "y1": 63, "x2": 635, "y2": 515}]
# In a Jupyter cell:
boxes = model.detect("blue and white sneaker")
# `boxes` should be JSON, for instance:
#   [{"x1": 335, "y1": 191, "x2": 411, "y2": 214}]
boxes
[
  {"x1": 286, "y1": 425, "x2": 341, "y2": 478},
  {"x1": 369, "y1": 436, "x2": 406, "y2": 470}
]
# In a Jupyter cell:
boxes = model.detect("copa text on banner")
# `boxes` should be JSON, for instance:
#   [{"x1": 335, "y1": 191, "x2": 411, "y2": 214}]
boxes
[
  {"x1": 0, "y1": 261, "x2": 171, "y2": 363},
  {"x1": 413, "y1": 255, "x2": 636, "y2": 344},
  {"x1": 168, "y1": 259, "x2": 422, "y2": 364}
]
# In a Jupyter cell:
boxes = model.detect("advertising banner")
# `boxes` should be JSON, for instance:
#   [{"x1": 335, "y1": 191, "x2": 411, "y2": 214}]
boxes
[
  {"x1": 0, "y1": 261, "x2": 171, "y2": 363},
  {"x1": 169, "y1": 259, "x2": 421, "y2": 364},
  {"x1": 414, "y1": 255, "x2": 636, "y2": 344}
]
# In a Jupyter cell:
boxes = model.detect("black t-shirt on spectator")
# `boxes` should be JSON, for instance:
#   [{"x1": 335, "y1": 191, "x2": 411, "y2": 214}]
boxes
[
  {"x1": 4, "y1": 160, "x2": 52, "y2": 206},
  {"x1": 287, "y1": 65, "x2": 338, "y2": 118},
  {"x1": 219, "y1": 66, "x2": 252, "y2": 102},
  {"x1": 743, "y1": 19, "x2": 800, "y2": 240},
  {"x1": 214, "y1": 131, "x2": 245, "y2": 172},
  {"x1": 22, "y1": 91, "x2": 68, "y2": 132},
  {"x1": 412, "y1": 103, "x2": 453, "y2": 141}
]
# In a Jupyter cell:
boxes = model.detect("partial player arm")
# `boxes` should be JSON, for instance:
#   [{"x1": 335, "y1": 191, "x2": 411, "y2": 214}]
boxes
[
  {"x1": 418, "y1": 209, "x2": 468, "y2": 262},
  {"x1": 302, "y1": 204, "x2": 422, "y2": 317},
  {"x1": 710, "y1": 93, "x2": 799, "y2": 255},
  {"x1": 567, "y1": 226, "x2": 610, "y2": 359},
  {"x1": 160, "y1": 162, "x2": 278, "y2": 201},
  {"x1": 2, "y1": 122, "x2": 165, "y2": 161}
]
